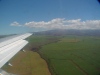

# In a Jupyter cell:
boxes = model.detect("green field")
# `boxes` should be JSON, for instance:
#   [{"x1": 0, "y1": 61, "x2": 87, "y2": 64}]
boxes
[{"x1": 39, "y1": 36, "x2": 100, "y2": 75}]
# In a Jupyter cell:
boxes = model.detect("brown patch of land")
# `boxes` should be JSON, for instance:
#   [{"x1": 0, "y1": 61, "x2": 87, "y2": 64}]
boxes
[{"x1": 2, "y1": 50, "x2": 51, "y2": 75}]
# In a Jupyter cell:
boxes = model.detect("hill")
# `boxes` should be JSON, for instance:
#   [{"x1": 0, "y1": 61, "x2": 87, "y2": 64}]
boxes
[{"x1": 34, "y1": 29, "x2": 100, "y2": 36}]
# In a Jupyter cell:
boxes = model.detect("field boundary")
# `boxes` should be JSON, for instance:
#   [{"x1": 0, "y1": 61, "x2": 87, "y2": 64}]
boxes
[
  {"x1": 37, "y1": 51, "x2": 57, "y2": 75},
  {"x1": 69, "y1": 59, "x2": 88, "y2": 75}
]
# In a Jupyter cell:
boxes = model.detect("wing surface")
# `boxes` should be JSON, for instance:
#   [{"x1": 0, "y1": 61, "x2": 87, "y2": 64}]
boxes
[{"x1": 0, "y1": 33, "x2": 32, "y2": 68}]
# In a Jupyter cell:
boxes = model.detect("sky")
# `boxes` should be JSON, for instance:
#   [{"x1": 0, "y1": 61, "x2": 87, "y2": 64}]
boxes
[{"x1": 0, "y1": 0, "x2": 100, "y2": 35}]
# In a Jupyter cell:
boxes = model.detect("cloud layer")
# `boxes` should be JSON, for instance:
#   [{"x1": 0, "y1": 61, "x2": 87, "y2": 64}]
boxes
[{"x1": 11, "y1": 18, "x2": 100, "y2": 30}]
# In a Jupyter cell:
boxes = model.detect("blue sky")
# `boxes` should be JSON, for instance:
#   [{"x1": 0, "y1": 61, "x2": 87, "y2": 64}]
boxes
[{"x1": 0, "y1": 0, "x2": 100, "y2": 35}]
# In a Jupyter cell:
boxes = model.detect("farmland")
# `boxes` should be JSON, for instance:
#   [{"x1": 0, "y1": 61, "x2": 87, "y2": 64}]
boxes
[
  {"x1": 40, "y1": 35, "x2": 100, "y2": 75},
  {"x1": 2, "y1": 34, "x2": 100, "y2": 75}
]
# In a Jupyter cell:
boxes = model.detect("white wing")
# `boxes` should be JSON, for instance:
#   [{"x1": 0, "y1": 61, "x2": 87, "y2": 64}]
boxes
[{"x1": 0, "y1": 33, "x2": 32, "y2": 68}]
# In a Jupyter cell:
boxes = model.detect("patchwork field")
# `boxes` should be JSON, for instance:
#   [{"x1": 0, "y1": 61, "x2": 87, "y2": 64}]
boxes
[
  {"x1": 2, "y1": 35, "x2": 100, "y2": 75},
  {"x1": 40, "y1": 36, "x2": 100, "y2": 75}
]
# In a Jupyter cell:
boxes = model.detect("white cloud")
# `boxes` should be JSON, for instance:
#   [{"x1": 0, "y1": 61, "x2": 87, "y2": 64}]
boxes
[
  {"x1": 10, "y1": 18, "x2": 100, "y2": 30},
  {"x1": 24, "y1": 18, "x2": 100, "y2": 30},
  {"x1": 24, "y1": 18, "x2": 65, "y2": 29},
  {"x1": 10, "y1": 21, "x2": 22, "y2": 26}
]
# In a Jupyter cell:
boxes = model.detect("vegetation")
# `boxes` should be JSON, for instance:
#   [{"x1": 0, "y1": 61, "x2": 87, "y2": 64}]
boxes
[
  {"x1": 40, "y1": 35, "x2": 100, "y2": 75},
  {"x1": 2, "y1": 34, "x2": 100, "y2": 75}
]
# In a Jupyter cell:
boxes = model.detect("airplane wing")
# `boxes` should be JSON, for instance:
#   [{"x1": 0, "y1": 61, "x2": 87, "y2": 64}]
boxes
[{"x1": 0, "y1": 33, "x2": 32, "y2": 68}]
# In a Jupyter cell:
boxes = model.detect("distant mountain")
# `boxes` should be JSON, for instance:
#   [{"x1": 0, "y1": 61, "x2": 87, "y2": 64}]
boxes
[
  {"x1": 34, "y1": 29, "x2": 100, "y2": 36},
  {"x1": 0, "y1": 34, "x2": 16, "y2": 38}
]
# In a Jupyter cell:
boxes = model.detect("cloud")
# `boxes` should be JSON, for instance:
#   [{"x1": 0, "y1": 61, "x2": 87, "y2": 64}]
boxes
[
  {"x1": 10, "y1": 21, "x2": 22, "y2": 26},
  {"x1": 10, "y1": 18, "x2": 100, "y2": 30},
  {"x1": 24, "y1": 18, "x2": 100, "y2": 30},
  {"x1": 24, "y1": 18, "x2": 65, "y2": 29}
]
